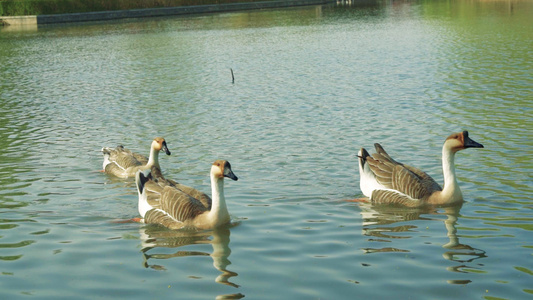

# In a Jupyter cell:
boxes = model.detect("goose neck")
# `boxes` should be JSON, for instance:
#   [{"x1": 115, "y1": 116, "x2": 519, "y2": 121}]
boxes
[
  {"x1": 209, "y1": 174, "x2": 229, "y2": 221},
  {"x1": 441, "y1": 146, "x2": 462, "y2": 201},
  {"x1": 147, "y1": 146, "x2": 159, "y2": 168}
]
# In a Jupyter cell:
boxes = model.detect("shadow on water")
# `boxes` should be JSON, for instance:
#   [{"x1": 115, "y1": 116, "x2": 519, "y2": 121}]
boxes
[
  {"x1": 138, "y1": 225, "x2": 244, "y2": 299},
  {"x1": 358, "y1": 202, "x2": 486, "y2": 285}
]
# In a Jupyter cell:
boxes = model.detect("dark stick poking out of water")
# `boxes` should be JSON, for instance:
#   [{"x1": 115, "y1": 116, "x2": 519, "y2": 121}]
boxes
[{"x1": 231, "y1": 68, "x2": 235, "y2": 84}]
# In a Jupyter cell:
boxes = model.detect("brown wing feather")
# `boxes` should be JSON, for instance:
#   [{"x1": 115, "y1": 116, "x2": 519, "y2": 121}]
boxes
[
  {"x1": 368, "y1": 143, "x2": 442, "y2": 202},
  {"x1": 104, "y1": 162, "x2": 127, "y2": 175},
  {"x1": 149, "y1": 166, "x2": 212, "y2": 210},
  {"x1": 172, "y1": 183, "x2": 212, "y2": 210},
  {"x1": 144, "y1": 209, "x2": 185, "y2": 230},
  {"x1": 403, "y1": 165, "x2": 441, "y2": 188},
  {"x1": 148, "y1": 166, "x2": 175, "y2": 187},
  {"x1": 371, "y1": 189, "x2": 422, "y2": 207},
  {"x1": 375, "y1": 143, "x2": 440, "y2": 188},
  {"x1": 390, "y1": 165, "x2": 440, "y2": 201},
  {"x1": 366, "y1": 154, "x2": 395, "y2": 188},
  {"x1": 159, "y1": 186, "x2": 208, "y2": 223},
  {"x1": 105, "y1": 146, "x2": 147, "y2": 169},
  {"x1": 374, "y1": 143, "x2": 402, "y2": 165},
  {"x1": 143, "y1": 179, "x2": 165, "y2": 208}
]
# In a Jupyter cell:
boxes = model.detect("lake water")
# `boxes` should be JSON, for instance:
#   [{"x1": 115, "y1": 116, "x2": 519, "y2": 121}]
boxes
[{"x1": 0, "y1": 0, "x2": 532, "y2": 299}]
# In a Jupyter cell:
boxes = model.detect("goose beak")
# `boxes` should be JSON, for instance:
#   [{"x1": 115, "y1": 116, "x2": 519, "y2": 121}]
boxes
[
  {"x1": 464, "y1": 136, "x2": 484, "y2": 149},
  {"x1": 225, "y1": 170, "x2": 238, "y2": 181},
  {"x1": 162, "y1": 141, "x2": 171, "y2": 155}
]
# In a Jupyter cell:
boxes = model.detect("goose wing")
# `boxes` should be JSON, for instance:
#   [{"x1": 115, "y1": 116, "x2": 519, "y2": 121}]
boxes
[
  {"x1": 173, "y1": 183, "x2": 212, "y2": 210},
  {"x1": 113, "y1": 149, "x2": 146, "y2": 168},
  {"x1": 158, "y1": 186, "x2": 208, "y2": 223},
  {"x1": 104, "y1": 146, "x2": 147, "y2": 169},
  {"x1": 149, "y1": 166, "x2": 212, "y2": 210},
  {"x1": 370, "y1": 189, "x2": 422, "y2": 207},
  {"x1": 103, "y1": 162, "x2": 129, "y2": 176},
  {"x1": 143, "y1": 178, "x2": 165, "y2": 209},
  {"x1": 374, "y1": 143, "x2": 440, "y2": 187},
  {"x1": 368, "y1": 144, "x2": 442, "y2": 202},
  {"x1": 131, "y1": 151, "x2": 149, "y2": 165},
  {"x1": 144, "y1": 209, "x2": 188, "y2": 230}
]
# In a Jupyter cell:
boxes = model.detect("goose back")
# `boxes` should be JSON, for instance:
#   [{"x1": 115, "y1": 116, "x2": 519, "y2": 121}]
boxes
[
  {"x1": 104, "y1": 145, "x2": 148, "y2": 167},
  {"x1": 365, "y1": 143, "x2": 442, "y2": 204},
  {"x1": 142, "y1": 175, "x2": 165, "y2": 208},
  {"x1": 148, "y1": 166, "x2": 212, "y2": 210},
  {"x1": 158, "y1": 186, "x2": 208, "y2": 222},
  {"x1": 102, "y1": 145, "x2": 148, "y2": 177}
]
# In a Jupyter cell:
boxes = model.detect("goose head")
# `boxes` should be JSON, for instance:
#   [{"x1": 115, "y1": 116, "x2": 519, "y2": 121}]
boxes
[
  {"x1": 152, "y1": 137, "x2": 171, "y2": 155},
  {"x1": 211, "y1": 160, "x2": 238, "y2": 181},
  {"x1": 444, "y1": 131, "x2": 484, "y2": 153}
]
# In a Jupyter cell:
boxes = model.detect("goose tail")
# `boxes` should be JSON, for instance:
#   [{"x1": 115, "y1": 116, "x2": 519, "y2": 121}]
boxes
[
  {"x1": 101, "y1": 147, "x2": 112, "y2": 169},
  {"x1": 358, "y1": 148, "x2": 370, "y2": 171},
  {"x1": 135, "y1": 170, "x2": 151, "y2": 218},
  {"x1": 101, "y1": 145, "x2": 124, "y2": 156},
  {"x1": 136, "y1": 170, "x2": 148, "y2": 195},
  {"x1": 357, "y1": 147, "x2": 379, "y2": 198}
]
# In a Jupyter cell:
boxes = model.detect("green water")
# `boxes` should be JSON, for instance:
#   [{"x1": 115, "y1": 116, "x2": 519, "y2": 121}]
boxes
[{"x1": 0, "y1": 1, "x2": 532, "y2": 299}]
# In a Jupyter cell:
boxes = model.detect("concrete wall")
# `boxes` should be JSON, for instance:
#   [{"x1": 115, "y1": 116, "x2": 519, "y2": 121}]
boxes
[
  {"x1": 1, "y1": 15, "x2": 37, "y2": 26},
  {"x1": 1, "y1": 0, "x2": 333, "y2": 26}
]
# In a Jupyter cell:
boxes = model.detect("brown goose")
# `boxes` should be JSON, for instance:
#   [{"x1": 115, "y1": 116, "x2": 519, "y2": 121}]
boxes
[
  {"x1": 136, "y1": 160, "x2": 238, "y2": 230},
  {"x1": 102, "y1": 137, "x2": 171, "y2": 178},
  {"x1": 357, "y1": 131, "x2": 483, "y2": 207}
]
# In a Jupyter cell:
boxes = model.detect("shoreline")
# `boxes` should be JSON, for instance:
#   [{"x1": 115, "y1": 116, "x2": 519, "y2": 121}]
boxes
[{"x1": 0, "y1": 0, "x2": 333, "y2": 26}]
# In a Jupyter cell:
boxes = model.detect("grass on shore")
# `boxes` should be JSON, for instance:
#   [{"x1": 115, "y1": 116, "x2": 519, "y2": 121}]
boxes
[{"x1": 0, "y1": 0, "x2": 271, "y2": 16}]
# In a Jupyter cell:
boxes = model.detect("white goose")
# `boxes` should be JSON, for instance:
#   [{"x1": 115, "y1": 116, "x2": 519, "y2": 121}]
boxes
[
  {"x1": 102, "y1": 137, "x2": 171, "y2": 178},
  {"x1": 135, "y1": 160, "x2": 238, "y2": 230},
  {"x1": 357, "y1": 131, "x2": 483, "y2": 207}
]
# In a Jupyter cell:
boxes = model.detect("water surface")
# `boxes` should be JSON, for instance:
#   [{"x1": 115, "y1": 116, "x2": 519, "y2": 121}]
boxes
[{"x1": 0, "y1": 0, "x2": 532, "y2": 299}]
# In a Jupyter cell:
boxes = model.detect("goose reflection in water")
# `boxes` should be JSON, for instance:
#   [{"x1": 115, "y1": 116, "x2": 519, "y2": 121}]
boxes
[
  {"x1": 441, "y1": 206, "x2": 487, "y2": 285},
  {"x1": 357, "y1": 203, "x2": 486, "y2": 284},
  {"x1": 138, "y1": 225, "x2": 243, "y2": 298}
]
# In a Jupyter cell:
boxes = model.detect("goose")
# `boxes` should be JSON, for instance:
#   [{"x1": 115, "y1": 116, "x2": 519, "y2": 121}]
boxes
[
  {"x1": 135, "y1": 160, "x2": 238, "y2": 230},
  {"x1": 357, "y1": 131, "x2": 483, "y2": 207},
  {"x1": 101, "y1": 137, "x2": 171, "y2": 178}
]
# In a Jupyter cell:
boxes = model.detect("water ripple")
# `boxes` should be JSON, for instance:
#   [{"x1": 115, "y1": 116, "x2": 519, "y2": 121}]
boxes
[{"x1": 0, "y1": 1, "x2": 531, "y2": 299}]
